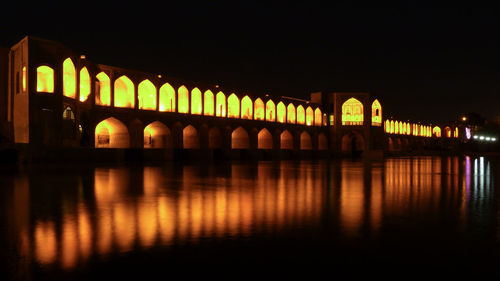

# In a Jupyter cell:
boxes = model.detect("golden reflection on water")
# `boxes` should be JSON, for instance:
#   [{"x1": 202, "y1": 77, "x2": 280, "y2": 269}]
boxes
[{"x1": 6, "y1": 156, "x2": 494, "y2": 271}]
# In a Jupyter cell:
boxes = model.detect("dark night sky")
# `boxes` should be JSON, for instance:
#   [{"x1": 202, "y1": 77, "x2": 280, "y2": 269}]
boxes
[{"x1": 2, "y1": 5, "x2": 500, "y2": 124}]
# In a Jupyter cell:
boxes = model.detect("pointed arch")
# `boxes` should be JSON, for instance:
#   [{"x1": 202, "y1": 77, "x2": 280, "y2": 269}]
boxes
[
  {"x1": 231, "y1": 126, "x2": 249, "y2": 149},
  {"x1": 296, "y1": 105, "x2": 305, "y2": 125},
  {"x1": 258, "y1": 128, "x2": 273, "y2": 149},
  {"x1": 314, "y1": 108, "x2": 322, "y2": 126},
  {"x1": 183, "y1": 125, "x2": 199, "y2": 148},
  {"x1": 144, "y1": 121, "x2": 172, "y2": 148},
  {"x1": 95, "y1": 117, "x2": 129, "y2": 148},
  {"x1": 138, "y1": 79, "x2": 157, "y2": 110},
  {"x1": 390, "y1": 120, "x2": 394, "y2": 134},
  {"x1": 79, "y1": 67, "x2": 91, "y2": 102},
  {"x1": 208, "y1": 127, "x2": 222, "y2": 148},
  {"x1": 277, "y1": 102, "x2": 286, "y2": 123},
  {"x1": 280, "y1": 130, "x2": 293, "y2": 149},
  {"x1": 178, "y1": 86, "x2": 189, "y2": 113},
  {"x1": 395, "y1": 121, "x2": 399, "y2": 134},
  {"x1": 305, "y1": 106, "x2": 313, "y2": 126},
  {"x1": 95, "y1": 72, "x2": 110, "y2": 106},
  {"x1": 159, "y1": 83, "x2": 175, "y2": 112},
  {"x1": 254, "y1": 98, "x2": 265, "y2": 120},
  {"x1": 228, "y1": 94, "x2": 240, "y2": 118},
  {"x1": 265, "y1": 100, "x2": 276, "y2": 122},
  {"x1": 287, "y1": 103, "x2": 296, "y2": 124},
  {"x1": 385, "y1": 120, "x2": 390, "y2": 133},
  {"x1": 191, "y1": 88, "x2": 202, "y2": 114},
  {"x1": 318, "y1": 133, "x2": 328, "y2": 150},
  {"x1": 300, "y1": 131, "x2": 312, "y2": 150},
  {"x1": 341, "y1": 98, "x2": 363, "y2": 125},
  {"x1": 36, "y1": 65, "x2": 54, "y2": 93},
  {"x1": 114, "y1": 75, "x2": 135, "y2": 108},
  {"x1": 63, "y1": 58, "x2": 76, "y2": 98},
  {"x1": 216, "y1": 91, "x2": 226, "y2": 117},
  {"x1": 204, "y1": 90, "x2": 214, "y2": 116},
  {"x1": 241, "y1": 95, "x2": 253, "y2": 119},
  {"x1": 371, "y1": 99, "x2": 382, "y2": 126},
  {"x1": 433, "y1": 126, "x2": 441, "y2": 137}
]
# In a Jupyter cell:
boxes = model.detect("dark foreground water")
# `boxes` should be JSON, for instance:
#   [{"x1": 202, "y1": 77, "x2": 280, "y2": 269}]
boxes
[{"x1": 2, "y1": 156, "x2": 500, "y2": 279}]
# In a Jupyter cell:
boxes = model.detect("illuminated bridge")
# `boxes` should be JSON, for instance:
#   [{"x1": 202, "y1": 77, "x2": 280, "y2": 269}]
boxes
[{"x1": 0, "y1": 36, "x2": 465, "y2": 159}]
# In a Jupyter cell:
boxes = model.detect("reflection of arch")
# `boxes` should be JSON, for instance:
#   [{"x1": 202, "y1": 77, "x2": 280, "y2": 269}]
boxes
[
  {"x1": 231, "y1": 126, "x2": 249, "y2": 149},
  {"x1": 96, "y1": 72, "x2": 111, "y2": 106},
  {"x1": 144, "y1": 121, "x2": 172, "y2": 148},
  {"x1": 305, "y1": 106, "x2": 314, "y2": 126},
  {"x1": 204, "y1": 90, "x2": 214, "y2": 116},
  {"x1": 228, "y1": 94, "x2": 240, "y2": 118},
  {"x1": 216, "y1": 91, "x2": 226, "y2": 117},
  {"x1": 277, "y1": 102, "x2": 286, "y2": 123},
  {"x1": 79, "y1": 67, "x2": 91, "y2": 102},
  {"x1": 95, "y1": 117, "x2": 130, "y2": 148},
  {"x1": 297, "y1": 105, "x2": 305, "y2": 125},
  {"x1": 258, "y1": 128, "x2": 273, "y2": 149},
  {"x1": 342, "y1": 98, "x2": 363, "y2": 125},
  {"x1": 287, "y1": 103, "x2": 296, "y2": 124},
  {"x1": 241, "y1": 96, "x2": 253, "y2": 119},
  {"x1": 280, "y1": 130, "x2": 293, "y2": 149},
  {"x1": 183, "y1": 125, "x2": 199, "y2": 149},
  {"x1": 191, "y1": 88, "x2": 202, "y2": 114},
  {"x1": 341, "y1": 131, "x2": 364, "y2": 152},
  {"x1": 178, "y1": 86, "x2": 189, "y2": 113},
  {"x1": 371, "y1": 99, "x2": 382, "y2": 126},
  {"x1": 114, "y1": 76, "x2": 135, "y2": 108},
  {"x1": 254, "y1": 98, "x2": 264, "y2": 120},
  {"x1": 266, "y1": 100, "x2": 276, "y2": 122},
  {"x1": 37, "y1": 65, "x2": 54, "y2": 93},
  {"x1": 63, "y1": 58, "x2": 76, "y2": 98},
  {"x1": 314, "y1": 108, "x2": 322, "y2": 126},
  {"x1": 300, "y1": 131, "x2": 312, "y2": 150},
  {"x1": 138, "y1": 79, "x2": 157, "y2": 110},
  {"x1": 159, "y1": 83, "x2": 175, "y2": 112},
  {"x1": 318, "y1": 133, "x2": 328, "y2": 150},
  {"x1": 208, "y1": 127, "x2": 222, "y2": 149}
]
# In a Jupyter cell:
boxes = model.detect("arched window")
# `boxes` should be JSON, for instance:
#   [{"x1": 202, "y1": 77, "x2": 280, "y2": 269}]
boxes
[
  {"x1": 204, "y1": 90, "x2": 214, "y2": 116},
  {"x1": 395, "y1": 121, "x2": 399, "y2": 134},
  {"x1": 227, "y1": 93, "x2": 240, "y2": 118},
  {"x1": 385, "y1": 120, "x2": 390, "y2": 133},
  {"x1": 390, "y1": 120, "x2": 394, "y2": 134},
  {"x1": 453, "y1": 127, "x2": 459, "y2": 138},
  {"x1": 63, "y1": 58, "x2": 76, "y2": 98},
  {"x1": 22, "y1": 66, "x2": 26, "y2": 92},
  {"x1": 433, "y1": 126, "x2": 441, "y2": 137},
  {"x1": 159, "y1": 83, "x2": 175, "y2": 112},
  {"x1": 277, "y1": 102, "x2": 286, "y2": 123},
  {"x1": 342, "y1": 98, "x2": 363, "y2": 125},
  {"x1": 241, "y1": 95, "x2": 253, "y2": 119},
  {"x1": 314, "y1": 108, "x2": 322, "y2": 126},
  {"x1": 79, "y1": 67, "x2": 91, "y2": 102},
  {"x1": 95, "y1": 72, "x2": 110, "y2": 106},
  {"x1": 305, "y1": 106, "x2": 313, "y2": 126},
  {"x1": 266, "y1": 99, "x2": 276, "y2": 122},
  {"x1": 191, "y1": 88, "x2": 202, "y2": 114},
  {"x1": 296, "y1": 105, "x2": 305, "y2": 125},
  {"x1": 114, "y1": 75, "x2": 134, "y2": 108},
  {"x1": 36, "y1": 66, "x2": 54, "y2": 93},
  {"x1": 254, "y1": 98, "x2": 265, "y2": 120},
  {"x1": 178, "y1": 86, "x2": 189, "y2": 113},
  {"x1": 216, "y1": 91, "x2": 226, "y2": 117},
  {"x1": 63, "y1": 106, "x2": 75, "y2": 120},
  {"x1": 287, "y1": 103, "x2": 296, "y2": 124},
  {"x1": 138, "y1": 79, "x2": 157, "y2": 110},
  {"x1": 371, "y1": 99, "x2": 382, "y2": 126},
  {"x1": 144, "y1": 121, "x2": 172, "y2": 149}
]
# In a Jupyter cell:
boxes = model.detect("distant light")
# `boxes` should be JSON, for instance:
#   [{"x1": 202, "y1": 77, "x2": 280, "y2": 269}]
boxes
[
  {"x1": 80, "y1": 55, "x2": 86, "y2": 59},
  {"x1": 157, "y1": 75, "x2": 162, "y2": 78},
  {"x1": 215, "y1": 85, "x2": 220, "y2": 88},
  {"x1": 473, "y1": 135, "x2": 478, "y2": 139},
  {"x1": 479, "y1": 136, "x2": 485, "y2": 140},
  {"x1": 465, "y1": 127, "x2": 471, "y2": 139},
  {"x1": 493, "y1": 138, "x2": 497, "y2": 142},
  {"x1": 462, "y1": 116, "x2": 467, "y2": 121},
  {"x1": 486, "y1": 137, "x2": 491, "y2": 141}
]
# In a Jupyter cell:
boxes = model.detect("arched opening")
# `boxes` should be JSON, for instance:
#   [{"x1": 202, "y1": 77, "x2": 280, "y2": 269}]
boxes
[
  {"x1": 231, "y1": 126, "x2": 249, "y2": 149},
  {"x1": 342, "y1": 98, "x2": 363, "y2": 125},
  {"x1": 79, "y1": 67, "x2": 91, "y2": 102},
  {"x1": 144, "y1": 121, "x2": 172, "y2": 148},
  {"x1": 63, "y1": 58, "x2": 76, "y2": 98},
  {"x1": 183, "y1": 125, "x2": 199, "y2": 149},
  {"x1": 387, "y1": 137, "x2": 395, "y2": 151},
  {"x1": 305, "y1": 106, "x2": 313, "y2": 126},
  {"x1": 453, "y1": 127, "x2": 459, "y2": 138},
  {"x1": 390, "y1": 120, "x2": 394, "y2": 134},
  {"x1": 178, "y1": 86, "x2": 189, "y2": 113},
  {"x1": 287, "y1": 103, "x2": 296, "y2": 124},
  {"x1": 297, "y1": 105, "x2": 305, "y2": 125},
  {"x1": 159, "y1": 83, "x2": 175, "y2": 112},
  {"x1": 433, "y1": 126, "x2": 441, "y2": 137},
  {"x1": 314, "y1": 108, "x2": 322, "y2": 126},
  {"x1": 395, "y1": 121, "x2": 400, "y2": 134},
  {"x1": 62, "y1": 106, "x2": 76, "y2": 140},
  {"x1": 280, "y1": 130, "x2": 293, "y2": 149},
  {"x1": 95, "y1": 72, "x2": 111, "y2": 106},
  {"x1": 318, "y1": 133, "x2": 328, "y2": 150},
  {"x1": 208, "y1": 127, "x2": 222, "y2": 149},
  {"x1": 95, "y1": 117, "x2": 130, "y2": 148},
  {"x1": 138, "y1": 79, "x2": 157, "y2": 110},
  {"x1": 341, "y1": 132, "x2": 365, "y2": 152},
  {"x1": 300, "y1": 131, "x2": 312, "y2": 150},
  {"x1": 228, "y1": 94, "x2": 240, "y2": 118},
  {"x1": 63, "y1": 106, "x2": 75, "y2": 121},
  {"x1": 216, "y1": 91, "x2": 226, "y2": 117},
  {"x1": 399, "y1": 122, "x2": 403, "y2": 135},
  {"x1": 36, "y1": 66, "x2": 54, "y2": 93},
  {"x1": 385, "y1": 120, "x2": 390, "y2": 133},
  {"x1": 191, "y1": 88, "x2": 202, "y2": 114},
  {"x1": 371, "y1": 99, "x2": 382, "y2": 126},
  {"x1": 254, "y1": 98, "x2": 265, "y2": 120},
  {"x1": 204, "y1": 90, "x2": 214, "y2": 116},
  {"x1": 114, "y1": 76, "x2": 135, "y2": 108},
  {"x1": 266, "y1": 100, "x2": 276, "y2": 122},
  {"x1": 277, "y1": 102, "x2": 286, "y2": 123},
  {"x1": 241, "y1": 96, "x2": 253, "y2": 119},
  {"x1": 258, "y1": 128, "x2": 273, "y2": 149}
]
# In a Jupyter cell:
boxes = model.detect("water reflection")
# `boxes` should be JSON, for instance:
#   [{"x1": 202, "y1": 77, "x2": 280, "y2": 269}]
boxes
[{"x1": 2, "y1": 156, "x2": 497, "y2": 276}]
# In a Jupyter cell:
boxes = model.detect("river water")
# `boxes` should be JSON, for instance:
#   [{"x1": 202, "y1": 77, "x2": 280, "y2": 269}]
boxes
[{"x1": 1, "y1": 156, "x2": 500, "y2": 279}]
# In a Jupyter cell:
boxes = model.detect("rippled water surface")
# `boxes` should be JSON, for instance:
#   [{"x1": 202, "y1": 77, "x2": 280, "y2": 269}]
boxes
[{"x1": 2, "y1": 156, "x2": 500, "y2": 279}]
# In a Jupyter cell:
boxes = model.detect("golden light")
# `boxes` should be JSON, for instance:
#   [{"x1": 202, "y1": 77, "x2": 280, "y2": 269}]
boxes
[
  {"x1": 314, "y1": 108, "x2": 322, "y2": 126},
  {"x1": 254, "y1": 98, "x2": 265, "y2": 120},
  {"x1": 433, "y1": 126, "x2": 441, "y2": 137},
  {"x1": 305, "y1": 106, "x2": 313, "y2": 126},
  {"x1": 79, "y1": 67, "x2": 91, "y2": 102},
  {"x1": 390, "y1": 120, "x2": 394, "y2": 134},
  {"x1": 159, "y1": 83, "x2": 175, "y2": 112},
  {"x1": 232, "y1": 126, "x2": 249, "y2": 149},
  {"x1": 191, "y1": 88, "x2": 202, "y2": 115},
  {"x1": 462, "y1": 116, "x2": 467, "y2": 122},
  {"x1": 280, "y1": 130, "x2": 293, "y2": 149},
  {"x1": 178, "y1": 86, "x2": 189, "y2": 113},
  {"x1": 296, "y1": 105, "x2": 305, "y2": 125},
  {"x1": 385, "y1": 120, "x2": 390, "y2": 133},
  {"x1": 287, "y1": 103, "x2": 296, "y2": 124},
  {"x1": 144, "y1": 121, "x2": 171, "y2": 148},
  {"x1": 266, "y1": 99, "x2": 276, "y2": 122},
  {"x1": 204, "y1": 90, "x2": 214, "y2": 116},
  {"x1": 277, "y1": 102, "x2": 286, "y2": 123},
  {"x1": 36, "y1": 65, "x2": 54, "y2": 93},
  {"x1": 138, "y1": 80, "x2": 157, "y2": 110},
  {"x1": 95, "y1": 72, "x2": 111, "y2": 106},
  {"x1": 227, "y1": 93, "x2": 240, "y2": 118},
  {"x1": 22, "y1": 66, "x2": 26, "y2": 92},
  {"x1": 371, "y1": 99, "x2": 382, "y2": 126},
  {"x1": 241, "y1": 95, "x2": 253, "y2": 119},
  {"x1": 114, "y1": 75, "x2": 135, "y2": 108},
  {"x1": 216, "y1": 91, "x2": 226, "y2": 117},
  {"x1": 63, "y1": 58, "x2": 76, "y2": 98},
  {"x1": 342, "y1": 98, "x2": 363, "y2": 125}
]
